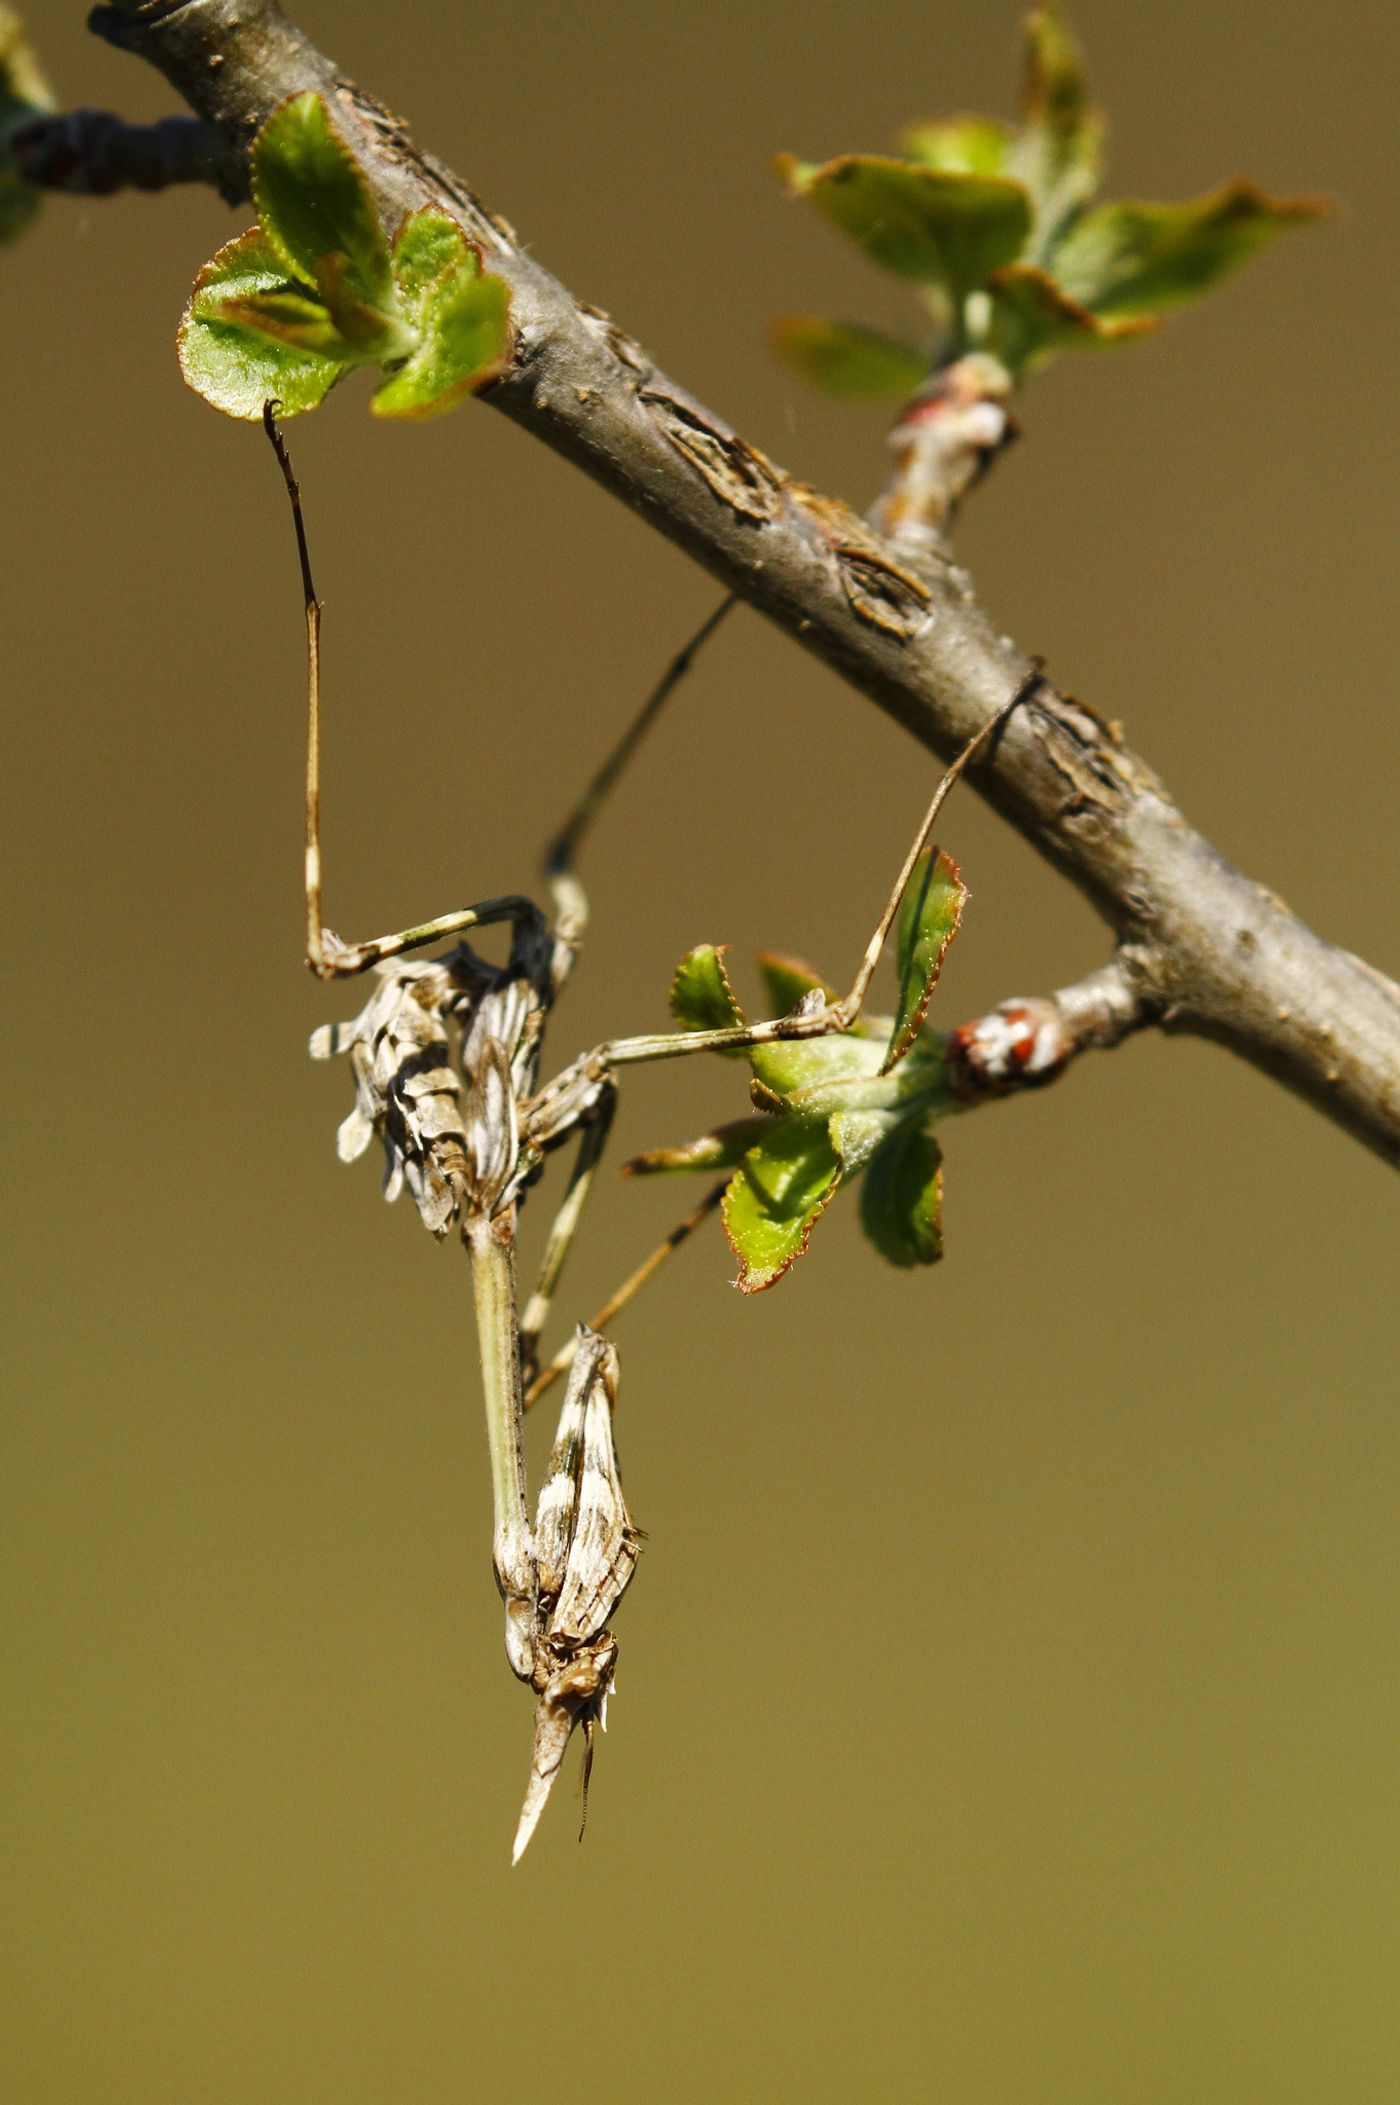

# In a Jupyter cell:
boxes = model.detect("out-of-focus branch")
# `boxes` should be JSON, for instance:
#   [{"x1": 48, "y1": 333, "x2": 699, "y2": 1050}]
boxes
[
  {"x1": 82, "y1": 0, "x2": 1400, "y2": 1164},
  {"x1": 12, "y1": 106, "x2": 226, "y2": 194}
]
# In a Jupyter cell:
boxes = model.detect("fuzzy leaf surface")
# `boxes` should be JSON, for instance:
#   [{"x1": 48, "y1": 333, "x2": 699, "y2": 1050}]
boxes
[
  {"x1": 392, "y1": 209, "x2": 474, "y2": 318},
  {"x1": 750, "y1": 1031, "x2": 891, "y2": 1111},
  {"x1": 371, "y1": 254, "x2": 510, "y2": 418}
]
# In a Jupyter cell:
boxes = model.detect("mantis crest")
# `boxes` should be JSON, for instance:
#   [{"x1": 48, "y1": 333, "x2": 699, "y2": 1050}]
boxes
[{"x1": 265, "y1": 407, "x2": 1032, "y2": 1858}]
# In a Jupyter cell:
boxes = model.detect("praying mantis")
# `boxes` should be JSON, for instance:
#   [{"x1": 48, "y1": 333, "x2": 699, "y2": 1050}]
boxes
[{"x1": 263, "y1": 406, "x2": 1035, "y2": 1859}]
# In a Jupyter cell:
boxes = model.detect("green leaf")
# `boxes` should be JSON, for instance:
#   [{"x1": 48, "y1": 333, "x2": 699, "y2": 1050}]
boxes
[
  {"x1": 371, "y1": 254, "x2": 511, "y2": 418},
  {"x1": 884, "y1": 848, "x2": 967, "y2": 1073},
  {"x1": 669, "y1": 945, "x2": 746, "y2": 1035},
  {"x1": 178, "y1": 228, "x2": 342, "y2": 421},
  {"x1": 859, "y1": 1124, "x2": 945, "y2": 1267},
  {"x1": 722, "y1": 1121, "x2": 842, "y2": 1293},
  {"x1": 774, "y1": 152, "x2": 1032, "y2": 298},
  {"x1": 312, "y1": 250, "x2": 414, "y2": 358},
  {"x1": 1014, "y1": 2, "x2": 1103, "y2": 244},
  {"x1": 749, "y1": 1031, "x2": 888, "y2": 1109},
  {"x1": 214, "y1": 285, "x2": 348, "y2": 357},
  {"x1": 986, "y1": 261, "x2": 1155, "y2": 375},
  {"x1": 755, "y1": 952, "x2": 837, "y2": 1017},
  {"x1": 827, "y1": 1103, "x2": 905, "y2": 1175},
  {"x1": 899, "y1": 115, "x2": 1014, "y2": 178},
  {"x1": 251, "y1": 91, "x2": 394, "y2": 314},
  {"x1": 623, "y1": 1117, "x2": 771, "y2": 1178},
  {"x1": 1050, "y1": 181, "x2": 1328, "y2": 321},
  {"x1": 392, "y1": 209, "x2": 475, "y2": 320},
  {"x1": 770, "y1": 315, "x2": 928, "y2": 400},
  {"x1": 0, "y1": 7, "x2": 54, "y2": 247}
]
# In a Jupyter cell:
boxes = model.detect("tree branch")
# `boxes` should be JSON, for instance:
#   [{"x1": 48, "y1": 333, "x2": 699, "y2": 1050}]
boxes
[
  {"x1": 85, "y1": 0, "x2": 1400, "y2": 1164},
  {"x1": 948, "y1": 960, "x2": 1150, "y2": 1101},
  {"x1": 12, "y1": 106, "x2": 226, "y2": 195}
]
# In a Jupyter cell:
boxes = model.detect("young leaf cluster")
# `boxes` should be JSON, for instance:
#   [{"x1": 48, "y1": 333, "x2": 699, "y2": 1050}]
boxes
[
  {"x1": 0, "y1": 9, "x2": 53, "y2": 247},
  {"x1": 178, "y1": 93, "x2": 511, "y2": 421},
  {"x1": 772, "y1": 1, "x2": 1325, "y2": 398},
  {"x1": 628, "y1": 851, "x2": 969, "y2": 1291}
]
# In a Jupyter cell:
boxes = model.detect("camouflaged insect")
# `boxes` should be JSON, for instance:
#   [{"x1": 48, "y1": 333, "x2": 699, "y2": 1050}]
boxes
[
  {"x1": 309, "y1": 890, "x2": 603, "y2": 1234},
  {"x1": 309, "y1": 955, "x2": 471, "y2": 1234},
  {"x1": 513, "y1": 1326, "x2": 640, "y2": 1863}
]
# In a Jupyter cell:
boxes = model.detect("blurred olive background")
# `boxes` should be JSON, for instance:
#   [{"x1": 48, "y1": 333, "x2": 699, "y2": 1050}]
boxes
[{"x1": 3, "y1": 3, "x2": 1397, "y2": 2099}]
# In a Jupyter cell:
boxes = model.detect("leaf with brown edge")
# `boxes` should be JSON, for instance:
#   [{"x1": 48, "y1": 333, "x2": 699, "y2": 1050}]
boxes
[
  {"x1": 1050, "y1": 181, "x2": 1330, "y2": 321},
  {"x1": 178, "y1": 227, "x2": 343, "y2": 420},
  {"x1": 773, "y1": 152, "x2": 1032, "y2": 298},
  {"x1": 669, "y1": 945, "x2": 746, "y2": 1039},
  {"x1": 250, "y1": 91, "x2": 394, "y2": 316},
  {"x1": 755, "y1": 952, "x2": 837, "y2": 1017},
  {"x1": 986, "y1": 261, "x2": 1155, "y2": 376},
  {"x1": 883, "y1": 848, "x2": 967, "y2": 1075},
  {"x1": 370, "y1": 257, "x2": 510, "y2": 419},
  {"x1": 722, "y1": 1122, "x2": 842, "y2": 1293},
  {"x1": 623, "y1": 1118, "x2": 771, "y2": 1177}
]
